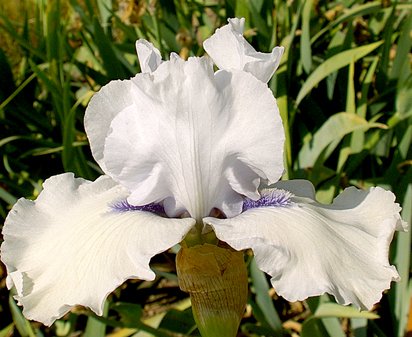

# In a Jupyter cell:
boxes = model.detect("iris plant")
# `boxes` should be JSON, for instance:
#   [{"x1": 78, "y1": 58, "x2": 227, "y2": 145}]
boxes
[{"x1": 1, "y1": 18, "x2": 406, "y2": 335}]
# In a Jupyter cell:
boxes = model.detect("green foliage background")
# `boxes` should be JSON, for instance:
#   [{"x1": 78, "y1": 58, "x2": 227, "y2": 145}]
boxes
[{"x1": 0, "y1": 0, "x2": 411, "y2": 336}]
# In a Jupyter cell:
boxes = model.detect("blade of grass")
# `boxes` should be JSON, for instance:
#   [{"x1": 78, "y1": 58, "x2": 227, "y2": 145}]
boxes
[
  {"x1": 249, "y1": 258, "x2": 283, "y2": 334},
  {"x1": 247, "y1": 0, "x2": 270, "y2": 41},
  {"x1": 234, "y1": 0, "x2": 250, "y2": 24},
  {"x1": 28, "y1": 60, "x2": 63, "y2": 119},
  {"x1": 314, "y1": 304, "x2": 379, "y2": 319},
  {"x1": 351, "y1": 318, "x2": 367, "y2": 337},
  {"x1": 8, "y1": 295, "x2": 36, "y2": 337},
  {"x1": 298, "y1": 112, "x2": 387, "y2": 168},
  {"x1": 0, "y1": 73, "x2": 37, "y2": 111},
  {"x1": 302, "y1": 302, "x2": 378, "y2": 337},
  {"x1": 300, "y1": 0, "x2": 313, "y2": 74},
  {"x1": 345, "y1": 59, "x2": 363, "y2": 163},
  {"x1": 357, "y1": 57, "x2": 379, "y2": 119},
  {"x1": 296, "y1": 41, "x2": 383, "y2": 105},
  {"x1": 376, "y1": 1, "x2": 396, "y2": 89},
  {"x1": 0, "y1": 187, "x2": 17, "y2": 205},
  {"x1": 0, "y1": 324, "x2": 14, "y2": 337},
  {"x1": 391, "y1": 123, "x2": 412, "y2": 337},
  {"x1": 390, "y1": 10, "x2": 412, "y2": 80},
  {"x1": 92, "y1": 17, "x2": 127, "y2": 79},
  {"x1": 45, "y1": 0, "x2": 61, "y2": 65},
  {"x1": 84, "y1": 300, "x2": 109, "y2": 337},
  {"x1": 311, "y1": 1, "x2": 381, "y2": 43},
  {"x1": 393, "y1": 181, "x2": 412, "y2": 337},
  {"x1": 346, "y1": 60, "x2": 356, "y2": 114},
  {"x1": 302, "y1": 317, "x2": 345, "y2": 337},
  {"x1": 97, "y1": 0, "x2": 112, "y2": 28},
  {"x1": 396, "y1": 76, "x2": 412, "y2": 120},
  {"x1": 0, "y1": 13, "x2": 46, "y2": 60}
]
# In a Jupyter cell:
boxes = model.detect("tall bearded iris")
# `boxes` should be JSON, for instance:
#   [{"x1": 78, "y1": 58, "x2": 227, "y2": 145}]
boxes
[{"x1": 1, "y1": 17, "x2": 406, "y2": 332}]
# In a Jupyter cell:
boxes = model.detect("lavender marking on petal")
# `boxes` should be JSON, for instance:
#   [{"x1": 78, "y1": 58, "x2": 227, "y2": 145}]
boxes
[
  {"x1": 242, "y1": 188, "x2": 294, "y2": 212},
  {"x1": 111, "y1": 199, "x2": 165, "y2": 215}
]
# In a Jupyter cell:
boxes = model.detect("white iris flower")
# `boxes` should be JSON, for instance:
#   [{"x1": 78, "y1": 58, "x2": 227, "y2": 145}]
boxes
[{"x1": 1, "y1": 18, "x2": 406, "y2": 326}]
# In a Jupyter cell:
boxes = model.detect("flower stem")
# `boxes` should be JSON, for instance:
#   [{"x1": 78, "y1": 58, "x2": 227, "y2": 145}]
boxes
[{"x1": 183, "y1": 224, "x2": 218, "y2": 247}]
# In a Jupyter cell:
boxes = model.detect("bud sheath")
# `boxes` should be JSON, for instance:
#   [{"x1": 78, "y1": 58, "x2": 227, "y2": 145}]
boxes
[{"x1": 176, "y1": 244, "x2": 248, "y2": 337}]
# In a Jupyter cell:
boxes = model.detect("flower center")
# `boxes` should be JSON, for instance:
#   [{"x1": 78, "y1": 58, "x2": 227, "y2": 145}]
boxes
[{"x1": 112, "y1": 188, "x2": 293, "y2": 217}]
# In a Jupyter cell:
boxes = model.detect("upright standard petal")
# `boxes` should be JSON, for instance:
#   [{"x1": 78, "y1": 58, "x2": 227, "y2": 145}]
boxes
[
  {"x1": 203, "y1": 18, "x2": 284, "y2": 83},
  {"x1": 205, "y1": 181, "x2": 406, "y2": 309},
  {"x1": 1, "y1": 173, "x2": 194, "y2": 326},
  {"x1": 135, "y1": 39, "x2": 162, "y2": 73},
  {"x1": 85, "y1": 56, "x2": 284, "y2": 220},
  {"x1": 84, "y1": 80, "x2": 136, "y2": 173}
]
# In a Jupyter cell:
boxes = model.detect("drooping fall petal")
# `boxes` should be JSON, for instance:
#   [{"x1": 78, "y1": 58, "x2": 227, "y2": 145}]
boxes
[
  {"x1": 205, "y1": 180, "x2": 406, "y2": 309},
  {"x1": 1, "y1": 173, "x2": 194, "y2": 326}
]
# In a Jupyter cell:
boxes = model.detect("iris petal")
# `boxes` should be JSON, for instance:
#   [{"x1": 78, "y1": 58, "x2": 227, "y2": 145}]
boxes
[
  {"x1": 1, "y1": 173, "x2": 194, "y2": 326},
  {"x1": 85, "y1": 56, "x2": 284, "y2": 220},
  {"x1": 84, "y1": 79, "x2": 137, "y2": 173},
  {"x1": 203, "y1": 18, "x2": 284, "y2": 83},
  {"x1": 135, "y1": 39, "x2": 162, "y2": 73},
  {"x1": 205, "y1": 180, "x2": 406, "y2": 309}
]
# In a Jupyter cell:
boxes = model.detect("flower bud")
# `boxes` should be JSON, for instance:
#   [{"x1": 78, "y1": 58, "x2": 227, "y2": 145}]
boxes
[{"x1": 176, "y1": 243, "x2": 248, "y2": 337}]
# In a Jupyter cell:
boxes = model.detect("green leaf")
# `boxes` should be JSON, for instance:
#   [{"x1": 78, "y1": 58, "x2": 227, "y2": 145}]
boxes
[
  {"x1": 111, "y1": 302, "x2": 143, "y2": 328},
  {"x1": 298, "y1": 112, "x2": 386, "y2": 168},
  {"x1": 8, "y1": 295, "x2": 36, "y2": 337},
  {"x1": 92, "y1": 18, "x2": 127, "y2": 80},
  {"x1": 396, "y1": 76, "x2": 412, "y2": 119},
  {"x1": 84, "y1": 300, "x2": 109, "y2": 337},
  {"x1": 248, "y1": 0, "x2": 270, "y2": 40},
  {"x1": 62, "y1": 88, "x2": 76, "y2": 172},
  {"x1": 45, "y1": 0, "x2": 61, "y2": 64},
  {"x1": 345, "y1": 61, "x2": 355, "y2": 114},
  {"x1": 320, "y1": 318, "x2": 346, "y2": 337},
  {"x1": 0, "y1": 324, "x2": 14, "y2": 337},
  {"x1": 249, "y1": 258, "x2": 283, "y2": 334},
  {"x1": 302, "y1": 303, "x2": 378, "y2": 337},
  {"x1": 391, "y1": 153, "x2": 412, "y2": 337},
  {"x1": 0, "y1": 12, "x2": 46, "y2": 60},
  {"x1": 351, "y1": 318, "x2": 368, "y2": 337},
  {"x1": 0, "y1": 73, "x2": 37, "y2": 111},
  {"x1": 158, "y1": 308, "x2": 196, "y2": 334},
  {"x1": 300, "y1": 0, "x2": 313, "y2": 73},
  {"x1": 241, "y1": 323, "x2": 282, "y2": 336},
  {"x1": 357, "y1": 56, "x2": 379, "y2": 118},
  {"x1": 301, "y1": 318, "x2": 330, "y2": 337},
  {"x1": 97, "y1": 0, "x2": 112, "y2": 28},
  {"x1": 296, "y1": 41, "x2": 383, "y2": 105},
  {"x1": 376, "y1": 3, "x2": 396, "y2": 86},
  {"x1": 302, "y1": 316, "x2": 346, "y2": 337},
  {"x1": 390, "y1": 11, "x2": 412, "y2": 80},
  {"x1": 0, "y1": 186, "x2": 17, "y2": 205},
  {"x1": 234, "y1": 0, "x2": 250, "y2": 23},
  {"x1": 314, "y1": 303, "x2": 379, "y2": 319},
  {"x1": 311, "y1": 1, "x2": 382, "y2": 43}
]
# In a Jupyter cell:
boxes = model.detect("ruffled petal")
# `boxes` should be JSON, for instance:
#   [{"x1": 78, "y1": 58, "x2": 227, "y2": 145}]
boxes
[
  {"x1": 205, "y1": 181, "x2": 406, "y2": 309},
  {"x1": 85, "y1": 55, "x2": 284, "y2": 220},
  {"x1": 84, "y1": 80, "x2": 136, "y2": 172},
  {"x1": 0, "y1": 173, "x2": 194, "y2": 326},
  {"x1": 203, "y1": 18, "x2": 284, "y2": 83},
  {"x1": 135, "y1": 39, "x2": 162, "y2": 73}
]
